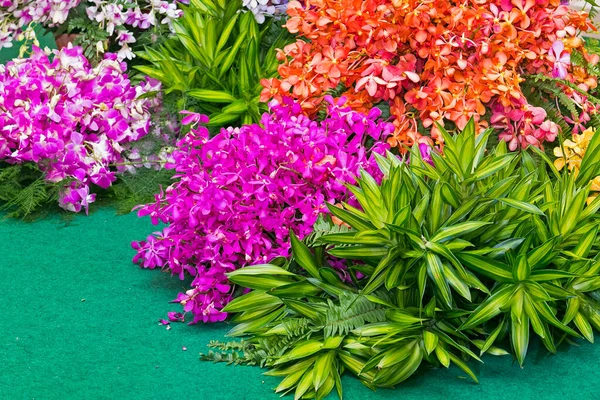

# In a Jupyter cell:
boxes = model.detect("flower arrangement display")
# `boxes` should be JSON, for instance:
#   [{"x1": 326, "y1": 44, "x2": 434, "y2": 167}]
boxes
[
  {"x1": 0, "y1": 0, "x2": 81, "y2": 49},
  {"x1": 0, "y1": 45, "x2": 159, "y2": 213},
  {"x1": 132, "y1": 97, "x2": 394, "y2": 323},
  {"x1": 261, "y1": 0, "x2": 597, "y2": 150}
]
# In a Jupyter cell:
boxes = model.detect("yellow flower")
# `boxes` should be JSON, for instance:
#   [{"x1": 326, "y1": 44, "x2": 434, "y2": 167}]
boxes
[
  {"x1": 588, "y1": 176, "x2": 600, "y2": 205},
  {"x1": 553, "y1": 128, "x2": 600, "y2": 204},
  {"x1": 553, "y1": 127, "x2": 596, "y2": 172}
]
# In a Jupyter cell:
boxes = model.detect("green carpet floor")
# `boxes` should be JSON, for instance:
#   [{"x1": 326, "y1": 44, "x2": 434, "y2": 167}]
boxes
[{"x1": 1, "y1": 208, "x2": 600, "y2": 399}]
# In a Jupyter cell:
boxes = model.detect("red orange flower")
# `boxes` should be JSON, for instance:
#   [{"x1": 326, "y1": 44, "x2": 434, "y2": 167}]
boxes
[{"x1": 263, "y1": 0, "x2": 597, "y2": 149}]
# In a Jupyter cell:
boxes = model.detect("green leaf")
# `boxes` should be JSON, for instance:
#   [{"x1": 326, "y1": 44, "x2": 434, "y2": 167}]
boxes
[
  {"x1": 313, "y1": 351, "x2": 335, "y2": 391},
  {"x1": 290, "y1": 231, "x2": 321, "y2": 279},
  {"x1": 530, "y1": 270, "x2": 579, "y2": 282},
  {"x1": 435, "y1": 344, "x2": 451, "y2": 368},
  {"x1": 276, "y1": 341, "x2": 324, "y2": 365},
  {"x1": 431, "y1": 221, "x2": 492, "y2": 243},
  {"x1": 376, "y1": 341, "x2": 416, "y2": 369},
  {"x1": 511, "y1": 309, "x2": 530, "y2": 367},
  {"x1": 222, "y1": 290, "x2": 281, "y2": 313},
  {"x1": 227, "y1": 264, "x2": 295, "y2": 277},
  {"x1": 460, "y1": 285, "x2": 515, "y2": 330},
  {"x1": 574, "y1": 312, "x2": 595, "y2": 343},
  {"x1": 513, "y1": 255, "x2": 531, "y2": 281},
  {"x1": 479, "y1": 318, "x2": 505, "y2": 355},
  {"x1": 326, "y1": 203, "x2": 375, "y2": 231},
  {"x1": 447, "y1": 352, "x2": 479, "y2": 383},
  {"x1": 457, "y1": 253, "x2": 514, "y2": 282},
  {"x1": 470, "y1": 154, "x2": 516, "y2": 181},
  {"x1": 423, "y1": 331, "x2": 439, "y2": 355},
  {"x1": 425, "y1": 253, "x2": 453, "y2": 308},
  {"x1": 573, "y1": 225, "x2": 599, "y2": 258},
  {"x1": 497, "y1": 198, "x2": 545, "y2": 216}
]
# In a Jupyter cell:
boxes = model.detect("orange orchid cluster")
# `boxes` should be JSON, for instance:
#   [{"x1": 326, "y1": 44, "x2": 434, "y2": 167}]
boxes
[{"x1": 261, "y1": 0, "x2": 597, "y2": 149}]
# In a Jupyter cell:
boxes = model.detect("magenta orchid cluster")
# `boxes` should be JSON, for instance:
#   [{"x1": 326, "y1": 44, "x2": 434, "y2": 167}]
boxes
[
  {"x1": 132, "y1": 97, "x2": 394, "y2": 323},
  {"x1": 0, "y1": 45, "x2": 158, "y2": 213},
  {"x1": 86, "y1": 0, "x2": 185, "y2": 61},
  {"x1": 0, "y1": 0, "x2": 80, "y2": 49}
]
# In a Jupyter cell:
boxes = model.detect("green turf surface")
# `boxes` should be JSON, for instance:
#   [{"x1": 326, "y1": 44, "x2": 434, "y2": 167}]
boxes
[{"x1": 1, "y1": 207, "x2": 600, "y2": 399}]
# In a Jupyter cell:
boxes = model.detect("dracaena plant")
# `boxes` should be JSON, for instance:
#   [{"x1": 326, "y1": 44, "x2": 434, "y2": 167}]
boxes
[
  {"x1": 201, "y1": 120, "x2": 600, "y2": 400},
  {"x1": 135, "y1": 0, "x2": 292, "y2": 129}
]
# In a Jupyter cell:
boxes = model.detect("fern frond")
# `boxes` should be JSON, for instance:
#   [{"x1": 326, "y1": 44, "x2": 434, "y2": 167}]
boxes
[
  {"x1": 321, "y1": 293, "x2": 386, "y2": 339},
  {"x1": 303, "y1": 214, "x2": 352, "y2": 248}
]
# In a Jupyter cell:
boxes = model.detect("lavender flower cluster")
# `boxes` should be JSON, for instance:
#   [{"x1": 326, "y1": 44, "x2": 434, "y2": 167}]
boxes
[
  {"x1": 132, "y1": 97, "x2": 394, "y2": 323},
  {"x1": 242, "y1": 0, "x2": 289, "y2": 23},
  {"x1": 86, "y1": 0, "x2": 184, "y2": 60},
  {"x1": 0, "y1": 46, "x2": 159, "y2": 213},
  {"x1": 0, "y1": 0, "x2": 80, "y2": 49}
]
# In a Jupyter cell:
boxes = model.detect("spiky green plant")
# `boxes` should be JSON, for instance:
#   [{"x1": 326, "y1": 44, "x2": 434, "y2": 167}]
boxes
[
  {"x1": 201, "y1": 121, "x2": 600, "y2": 400},
  {"x1": 135, "y1": 0, "x2": 292, "y2": 129}
]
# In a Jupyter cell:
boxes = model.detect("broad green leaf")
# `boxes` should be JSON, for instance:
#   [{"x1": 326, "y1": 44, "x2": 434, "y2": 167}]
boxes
[
  {"x1": 431, "y1": 221, "x2": 491, "y2": 243},
  {"x1": 222, "y1": 290, "x2": 281, "y2": 313},
  {"x1": 276, "y1": 341, "x2": 324, "y2": 364},
  {"x1": 283, "y1": 299, "x2": 321, "y2": 320},
  {"x1": 319, "y1": 232, "x2": 386, "y2": 246},
  {"x1": 226, "y1": 307, "x2": 284, "y2": 336},
  {"x1": 513, "y1": 255, "x2": 531, "y2": 281},
  {"x1": 425, "y1": 253, "x2": 452, "y2": 308},
  {"x1": 294, "y1": 367, "x2": 314, "y2": 400},
  {"x1": 460, "y1": 285, "x2": 515, "y2": 330},
  {"x1": 423, "y1": 331, "x2": 439, "y2": 354},
  {"x1": 533, "y1": 300, "x2": 581, "y2": 337},
  {"x1": 227, "y1": 264, "x2": 295, "y2": 277},
  {"x1": 326, "y1": 203, "x2": 375, "y2": 231},
  {"x1": 374, "y1": 344, "x2": 423, "y2": 387},
  {"x1": 290, "y1": 231, "x2": 320, "y2": 279},
  {"x1": 265, "y1": 358, "x2": 315, "y2": 377},
  {"x1": 470, "y1": 153, "x2": 516, "y2": 181},
  {"x1": 275, "y1": 367, "x2": 309, "y2": 393},
  {"x1": 457, "y1": 253, "x2": 514, "y2": 282},
  {"x1": 530, "y1": 270, "x2": 579, "y2": 282},
  {"x1": 479, "y1": 318, "x2": 505, "y2": 355},
  {"x1": 573, "y1": 225, "x2": 599, "y2": 258},
  {"x1": 227, "y1": 275, "x2": 294, "y2": 290},
  {"x1": 574, "y1": 312, "x2": 595, "y2": 343},
  {"x1": 472, "y1": 340, "x2": 509, "y2": 356},
  {"x1": 561, "y1": 188, "x2": 588, "y2": 236},
  {"x1": 527, "y1": 237, "x2": 559, "y2": 270},
  {"x1": 215, "y1": 13, "x2": 240, "y2": 53},
  {"x1": 352, "y1": 322, "x2": 413, "y2": 336},
  {"x1": 313, "y1": 351, "x2": 335, "y2": 391},
  {"x1": 435, "y1": 344, "x2": 451, "y2": 368},
  {"x1": 443, "y1": 264, "x2": 472, "y2": 301},
  {"x1": 448, "y1": 352, "x2": 479, "y2": 383},
  {"x1": 511, "y1": 309, "x2": 530, "y2": 367},
  {"x1": 376, "y1": 342, "x2": 416, "y2": 369},
  {"x1": 498, "y1": 198, "x2": 544, "y2": 216},
  {"x1": 562, "y1": 297, "x2": 581, "y2": 325},
  {"x1": 269, "y1": 281, "x2": 322, "y2": 298}
]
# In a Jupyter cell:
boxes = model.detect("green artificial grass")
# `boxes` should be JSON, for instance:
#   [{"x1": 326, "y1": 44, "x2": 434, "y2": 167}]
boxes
[{"x1": 1, "y1": 208, "x2": 600, "y2": 399}]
